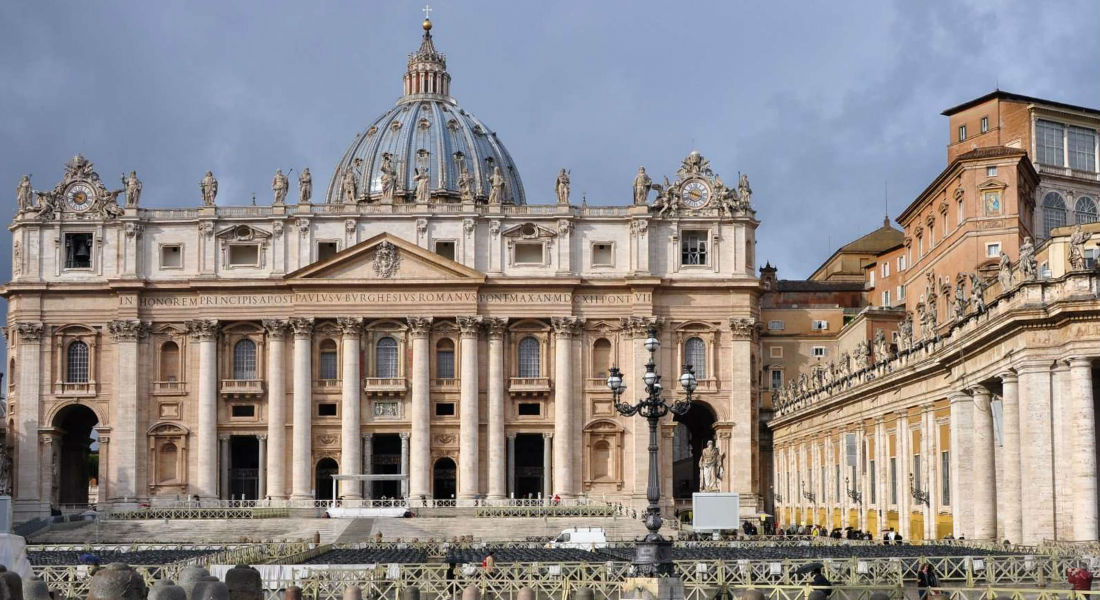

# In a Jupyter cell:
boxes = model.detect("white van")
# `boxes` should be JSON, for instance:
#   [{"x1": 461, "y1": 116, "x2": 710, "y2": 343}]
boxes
[{"x1": 546, "y1": 527, "x2": 608, "y2": 550}]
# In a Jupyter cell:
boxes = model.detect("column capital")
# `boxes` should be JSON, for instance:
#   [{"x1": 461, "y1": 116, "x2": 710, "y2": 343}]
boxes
[
  {"x1": 399, "y1": 431, "x2": 410, "y2": 440},
  {"x1": 14, "y1": 322, "x2": 44, "y2": 344},
  {"x1": 186, "y1": 319, "x2": 219, "y2": 341},
  {"x1": 257, "y1": 434, "x2": 268, "y2": 441},
  {"x1": 108, "y1": 319, "x2": 149, "y2": 342},
  {"x1": 948, "y1": 391, "x2": 971, "y2": 404},
  {"x1": 1068, "y1": 356, "x2": 1096, "y2": 369},
  {"x1": 406, "y1": 317, "x2": 433, "y2": 337},
  {"x1": 506, "y1": 432, "x2": 517, "y2": 440},
  {"x1": 998, "y1": 371, "x2": 1018, "y2": 384},
  {"x1": 484, "y1": 317, "x2": 508, "y2": 338},
  {"x1": 262, "y1": 319, "x2": 291, "y2": 340},
  {"x1": 550, "y1": 316, "x2": 581, "y2": 337},
  {"x1": 337, "y1": 317, "x2": 363, "y2": 337},
  {"x1": 361, "y1": 432, "x2": 372, "y2": 441},
  {"x1": 620, "y1": 316, "x2": 663, "y2": 338},
  {"x1": 457, "y1": 315, "x2": 483, "y2": 336},
  {"x1": 289, "y1": 317, "x2": 314, "y2": 338},
  {"x1": 219, "y1": 434, "x2": 230, "y2": 442},
  {"x1": 728, "y1": 317, "x2": 759, "y2": 340},
  {"x1": 1052, "y1": 359, "x2": 1071, "y2": 373},
  {"x1": 542, "y1": 432, "x2": 553, "y2": 440}
]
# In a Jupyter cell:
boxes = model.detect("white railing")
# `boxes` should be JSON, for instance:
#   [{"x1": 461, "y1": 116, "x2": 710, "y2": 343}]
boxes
[
  {"x1": 313, "y1": 379, "x2": 342, "y2": 392},
  {"x1": 152, "y1": 380, "x2": 188, "y2": 395},
  {"x1": 219, "y1": 379, "x2": 265, "y2": 396},
  {"x1": 430, "y1": 378, "x2": 460, "y2": 392},
  {"x1": 54, "y1": 382, "x2": 96, "y2": 396},
  {"x1": 362, "y1": 377, "x2": 407, "y2": 393},
  {"x1": 508, "y1": 377, "x2": 552, "y2": 393}
]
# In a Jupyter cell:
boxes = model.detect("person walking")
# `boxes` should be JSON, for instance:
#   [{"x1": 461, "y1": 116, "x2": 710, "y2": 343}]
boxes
[
  {"x1": 1067, "y1": 567, "x2": 1094, "y2": 593},
  {"x1": 810, "y1": 567, "x2": 833, "y2": 599},
  {"x1": 917, "y1": 562, "x2": 938, "y2": 600}
]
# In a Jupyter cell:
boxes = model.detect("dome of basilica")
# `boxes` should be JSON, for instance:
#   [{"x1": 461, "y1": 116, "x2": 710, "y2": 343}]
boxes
[{"x1": 325, "y1": 20, "x2": 526, "y2": 205}]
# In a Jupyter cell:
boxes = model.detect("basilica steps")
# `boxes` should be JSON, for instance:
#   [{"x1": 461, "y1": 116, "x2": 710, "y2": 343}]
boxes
[
  {"x1": 27, "y1": 518, "x2": 353, "y2": 545},
  {"x1": 366, "y1": 516, "x2": 652, "y2": 542}
]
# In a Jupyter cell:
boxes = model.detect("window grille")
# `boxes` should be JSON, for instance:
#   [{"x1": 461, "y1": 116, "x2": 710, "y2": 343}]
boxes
[
  {"x1": 684, "y1": 337, "x2": 706, "y2": 379},
  {"x1": 66, "y1": 341, "x2": 89, "y2": 383},
  {"x1": 518, "y1": 337, "x2": 540, "y2": 377},
  {"x1": 319, "y1": 340, "x2": 338, "y2": 380},
  {"x1": 233, "y1": 339, "x2": 257, "y2": 379},
  {"x1": 1043, "y1": 192, "x2": 1067, "y2": 237},
  {"x1": 375, "y1": 337, "x2": 398, "y2": 378},
  {"x1": 436, "y1": 340, "x2": 455, "y2": 379},
  {"x1": 1075, "y1": 197, "x2": 1098, "y2": 224},
  {"x1": 1036, "y1": 120, "x2": 1065, "y2": 166},
  {"x1": 680, "y1": 231, "x2": 708, "y2": 265}
]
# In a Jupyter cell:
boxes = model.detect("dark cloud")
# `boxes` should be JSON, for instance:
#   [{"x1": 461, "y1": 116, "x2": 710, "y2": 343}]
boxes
[{"x1": 0, "y1": 1, "x2": 1096, "y2": 326}]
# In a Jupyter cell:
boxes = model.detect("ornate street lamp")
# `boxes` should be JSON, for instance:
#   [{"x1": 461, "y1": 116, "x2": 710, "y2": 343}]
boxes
[
  {"x1": 845, "y1": 477, "x2": 863, "y2": 504},
  {"x1": 607, "y1": 326, "x2": 696, "y2": 577},
  {"x1": 909, "y1": 473, "x2": 929, "y2": 506}
]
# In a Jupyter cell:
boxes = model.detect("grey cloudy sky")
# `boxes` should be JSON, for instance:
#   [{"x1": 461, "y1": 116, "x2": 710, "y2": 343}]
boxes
[{"x1": 1, "y1": 0, "x2": 1098, "y2": 285}]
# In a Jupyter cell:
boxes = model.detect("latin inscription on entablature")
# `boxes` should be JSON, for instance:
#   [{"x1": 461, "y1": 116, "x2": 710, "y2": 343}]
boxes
[{"x1": 128, "y1": 290, "x2": 655, "y2": 309}]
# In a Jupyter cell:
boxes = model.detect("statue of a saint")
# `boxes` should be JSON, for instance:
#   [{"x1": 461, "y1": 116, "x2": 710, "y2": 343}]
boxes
[
  {"x1": 33, "y1": 190, "x2": 58, "y2": 220},
  {"x1": 16, "y1": 175, "x2": 33, "y2": 212},
  {"x1": 555, "y1": 168, "x2": 570, "y2": 205},
  {"x1": 298, "y1": 168, "x2": 312, "y2": 204},
  {"x1": 953, "y1": 273, "x2": 967, "y2": 320},
  {"x1": 698, "y1": 439, "x2": 724, "y2": 492},
  {"x1": 341, "y1": 165, "x2": 358, "y2": 205},
  {"x1": 1069, "y1": 225, "x2": 1093, "y2": 270},
  {"x1": 737, "y1": 173, "x2": 752, "y2": 206},
  {"x1": 633, "y1": 166, "x2": 652, "y2": 206},
  {"x1": 379, "y1": 153, "x2": 396, "y2": 203},
  {"x1": 488, "y1": 166, "x2": 505, "y2": 205},
  {"x1": 873, "y1": 328, "x2": 889, "y2": 362},
  {"x1": 457, "y1": 165, "x2": 475, "y2": 203},
  {"x1": 998, "y1": 251, "x2": 1014, "y2": 291},
  {"x1": 969, "y1": 272, "x2": 988, "y2": 314},
  {"x1": 200, "y1": 171, "x2": 218, "y2": 206},
  {"x1": 413, "y1": 167, "x2": 431, "y2": 203},
  {"x1": 272, "y1": 169, "x2": 289, "y2": 206},
  {"x1": 1019, "y1": 236, "x2": 1037, "y2": 281},
  {"x1": 898, "y1": 313, "x2": 914, "y2": 351},
  {"x1": 121, "y1": 171, "x2": 142, "y2": 208}
]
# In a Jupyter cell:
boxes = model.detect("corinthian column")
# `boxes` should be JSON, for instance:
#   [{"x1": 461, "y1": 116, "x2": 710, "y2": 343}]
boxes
[
  {"x1": 13, "y1": 323, "x2": 44, "y2": 512},
  {"x1": 107, "y1": 320, "x2": 149, "y2": 501},
  {"x1": 290, "y1": 317, "x2": 314, "y2": 500},
  {"x1": 551, "y1": 316, "x2": 580, "y2": 498},
  {"x1": 729, "y1": 318, "x2": 757, "y2": 500},
  {"x1": 485, "y1": 318, "x2": 508, "y2": 500},
  {"x1": 1018, "y1": 360, "x2": 1055, "y2": 544},
  {"x1": 947, "y1": 392, "x2": 972, "y2": 538},
  {"x1": 262, "y1": 319, "x2": 290, "y2": 499},
  {"x1": 186, "y1": 319, "x2": 220, "y2": 500},
  {"x1": 970, "y1": 386, "x2": 997, "y2": 539},
  {"x1": 407, "y1": 317, "x2": 432, "y2": 499},
  {"x1": 999, "y1": 371, "x2": 1022, "y2": 543},
  {"x1": 1069, "y1": 357, "x2": 1098, "y2": 541},
  {"x1": 337, "y1": 317, "x2": 363, "y2": 499},
  {"x1": 457, "y1": 316, "x2": 482, "y2": 502}
]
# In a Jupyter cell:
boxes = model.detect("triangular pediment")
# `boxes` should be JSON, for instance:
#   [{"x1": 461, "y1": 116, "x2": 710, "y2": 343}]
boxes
[{"x1": 286, "y1": 233, "x2": 485, "y2": 282}]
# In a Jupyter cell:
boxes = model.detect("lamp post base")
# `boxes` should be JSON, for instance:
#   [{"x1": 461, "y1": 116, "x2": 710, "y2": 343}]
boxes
[
  {"x1": 632, "y1": 535, "x2": 674, "y2": 577},
  {"x1": 622, "y1": 575, "x2": 685, "y2": 600}
]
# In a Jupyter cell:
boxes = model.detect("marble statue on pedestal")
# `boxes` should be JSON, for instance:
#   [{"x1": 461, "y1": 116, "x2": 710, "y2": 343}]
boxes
[
  {"x1": 698, "y1": 439, "x2": 724, "y2": 492},
  {"x1": 122, "y1": 171, "x2": 142, "y2": 208},
  {"x1": 633, "y1": 166, "x2": 652, "y2": 206},
  {"x1": 555, "y1": 169, "x2": 570, "y2": 205},
  {"x1": 298, "y1": 168, "x2": 312, "y2": 204},
  {"x1": 200, "y1": 171, "x2": 218, "y2": 206},
  {"x1": 271, "y1": 169, "x2": 289, "y2": 206}
]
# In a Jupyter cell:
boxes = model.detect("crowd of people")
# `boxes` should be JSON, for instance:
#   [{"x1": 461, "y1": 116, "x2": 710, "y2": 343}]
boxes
[{"x1": 777, "y1": 524, "x2": 901, "y2": 542}]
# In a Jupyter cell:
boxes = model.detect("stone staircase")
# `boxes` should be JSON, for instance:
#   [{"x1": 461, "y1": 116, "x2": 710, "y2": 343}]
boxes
[
  {"x1": 365, "y1": 516, "x2": 651, "y2": 542},
  {"x1": 28, "y1": 518, "x2": 352, "y2": 544}
]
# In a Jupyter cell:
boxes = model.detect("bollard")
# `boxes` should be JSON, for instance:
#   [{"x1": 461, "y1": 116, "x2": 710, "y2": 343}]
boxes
[
  {"x1": 87, "y1": 563, "x2": 147, "y2": 600},
  {"x1": 575, "y1": 588, "x2": 594, "y2": 600},
  {"x1": 192, "y1": 576, "x2": 229, "y2": 600},
  {"x1": 400, "y1": 587, "x2": 421, "y2": 600},
  {"x1": 461, "y1": 585, "x2": 480, "y2": 600},
  {"x1": 177, "y1": 566, "x2": 210, "y2": 600},
  {"x1": 0, "y1": 566, "x2": 23, "y2": 600},
  {"x1": 22, "y1": 576, "x2": 48, "y2": 600},
  {"x1": 740, "y1": 591, "x2": 766, "y2": 600},
  {"x1": 808, "y1": 591, "x2": 827, "y2": 600},
  {"x1": 343, "y1": 585, "x2": 363, "y2": 600},
  {"x1": 149, "y1": 580, "x2": 187, "y2": 600},
  {"x1": 517, "y1": 588, "x2": 535, "y2": 600},
  {"x1": 313, "y1": 531, "x2": 321, "y2": 544},
  {"x1": 869, "y1": 592, "x2": 890, "y2": 600},
  {"x1": 224, "y1": 565, "x2": 262, "y2": 600},
  {"x1": 284, "y1": 586, "x2": 302, "y2": 600}
]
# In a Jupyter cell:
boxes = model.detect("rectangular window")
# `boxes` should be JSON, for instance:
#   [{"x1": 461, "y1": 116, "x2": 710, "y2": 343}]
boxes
[
  {"x1": 591, "y1": 242, "x2": 614, "y2": 266},
  {"x1": 812, "y1": 346, "x2": 826, "y2": 358},
  {"x1": 869, "y1": 270, "x2": 875, "y2": 287},
  {"x1": 958, "y1": 125, "x2": 967, "y2": 141},
  {"x1": 882, "y1": 290, "x2": 891, "y2": 306},
  {"x1": 514, "y1": 242, "x2": 544, "y2": 265},
  {"x1": 769, "y1": 346, "x2": 783, "y2": 358},
  {"x1": 680, "y1": 230, "x2": 708, "y2": 265},
  {"x1": 957, "y1": 200, "x2": 964, "y2": 225},
  {"x1": 160, "y1": 244, "x2": 183, "y2": 269},
  {"x1": 767, "y1": 320, "x2": 785, "y2": 331},
  {"x1": 890, "y1": 457, "x2": 898, "y2": 505},
  {"x1": 980, "y1": 116, "x2": 989, "y2": 133},
  {"x1": 1036, "y1": 119, "x2": 1065, "y2": 166},
  {"x1": 869, "y1": 459, "x2": 877, "y2": 504},
  {"x1": 898, "y1": 285, "x2": 905, "y2": 301},
  {"x1": 811, "y1": 320, "x2": 828, "y2": 331},
  {"x1": 435, "y1": 402, "x2": 456, "y2": 416},
  {"x1": 941, "y1": 450, "x2": 950, "y2": 506},
  {"x1": 64, "y1": 233, "x2": 94, "y2": 269},
  {"x1": 228, "y1": 244, "x2": 260, "y2": 267},
  {"x1": 318, "y1": 403, "x2": 337, "y2": 417},
  {"x1": 882, "y1": 263, "x2": 890, "y2": 278},
  {"x1": 986, "y1": 242, "x2": 1002, "y2": 258},
  {"x1": 436, "y1": 347, "x2": 455, "y2": 379},
  {"x1": 770, "y1": 369, "x2": 783, "y2": 390},
  {"x1": 317, "y1": 241, "x2": 339, "y2": 262},
  {"x1": 987, "y1": 166, "x2": 997, "y2": 177},
  {"x1": 231, "y1": 405, "x2": 255, "y2": 418},
  {"x1": 517, "y1": 402, "x2": 541, "y2": 416},
  {"x1": 898, "y1": 255, "x2": 906, "y2": 271},
  {"x1": 1069, "y1": 126, "x2": 1097, "y2": 172},
  {"x1": 434, "y1": 240, "x2": 456, "y2": 261},
  {"x1": 1084, "y1": 248, "x2": 1099, "y2": 269}
]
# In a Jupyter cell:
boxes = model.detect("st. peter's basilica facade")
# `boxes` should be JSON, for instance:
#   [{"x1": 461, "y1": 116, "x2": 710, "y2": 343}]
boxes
[{"x1": 2, "y1": 19, "x2": 764, "y2": 521}]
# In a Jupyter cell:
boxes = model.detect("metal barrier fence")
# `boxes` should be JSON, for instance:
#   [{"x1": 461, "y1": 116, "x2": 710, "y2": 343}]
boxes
[
  {"x1": 474, "y1": 505, "x2": 621, "y2": 518},
  {"x1": 101, "y1": 506, "x2": 291, "y2": 520}
]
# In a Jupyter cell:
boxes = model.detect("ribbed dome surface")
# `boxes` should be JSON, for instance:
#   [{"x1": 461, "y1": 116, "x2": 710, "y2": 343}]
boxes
[{"x1": 325, "y1": 24, "x2": 526, "y2": 205}]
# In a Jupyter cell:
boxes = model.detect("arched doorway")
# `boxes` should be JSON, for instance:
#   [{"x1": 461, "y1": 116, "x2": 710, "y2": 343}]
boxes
[
  {"x1": 52, "y1": 404, "x2": 100, "y2": 506},
  {"x1": 315, "y1": 457, "x2": 339, "y2": 501},
  {"x1": 672, "y1": 402, "x2": 717, "y2": 499},
  {"x1": 432, "y1": 457, "x2": 456, "y2": 500}
]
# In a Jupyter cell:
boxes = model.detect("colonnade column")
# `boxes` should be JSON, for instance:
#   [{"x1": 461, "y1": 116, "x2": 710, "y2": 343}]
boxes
[
  {"x1": 543, "y1": 432, "x2": 553, "y2": 499},
  {"x1": 550, "y1": 317, "x2": 579, "y2": 498},
  {"x1": 1017, "y1": 360, "x2": 1055, "y2": 544},
  {"x1": 187, "y1": 319, "x2": 220, "y2": 500},
  {"x1": 13, "y1": 323, "x2": 44, "y2": 512},
  {"x1": 407, "y1": 317, "x2": 432, "y2": 499},
  {"x1": 896, "y1": 412, "x2": 911, "y2": 539},
  {"x1": 337, "y1": 317, "x2": 363, "y2": 499},
  {"x1": 399, "y1": 432, "x2": 410, "y2": 498},
  {"x1": 262, "y1": 319, "x2": 289, "y2": 500},
  {"x1": 457, "y1": 316, "x2": 482, "y2": 502},
  {"x1": 257, "y1": 435, "x2": 267, "y2": 500},
  {"x1": 920, "y1": 404, "x2": 936, "y2": 541},
  {"x1": 290, "y1": 317, "x2": 314, "y2": 500},
  {"x1": 219, "y1": 435, "x2": 230, "y2": 499},
  {"x1": 970, "y1": 386, "x2": 997, "y2": 539},
  {"x1": 107, "y1": 320, "x2": 146, "y2": 501},
  {"x1": 486, "y1": 318, "x2": 507, "y2": 500},
  {"x1": 1068, "y1": 357, "x2": 1098, "y2": 541},
  {"x1": 999, "y1": 371, "x2": 1023, "y2": 543},
  {"x1": 947, "y1": 392, "x2": 971, "y2": 538}
]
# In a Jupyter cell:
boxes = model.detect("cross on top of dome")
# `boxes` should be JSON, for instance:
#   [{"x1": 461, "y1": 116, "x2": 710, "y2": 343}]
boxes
[{"x1": 404, "y1": 6, "x2": 449, "y2": 99}]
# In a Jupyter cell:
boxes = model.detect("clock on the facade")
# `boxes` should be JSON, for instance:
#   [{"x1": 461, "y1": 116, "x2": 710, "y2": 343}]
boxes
[
  {"x1": 65, "y1": 182, "x2": 96, "y2": 212},
  {"x1": 681, "y1": 179, "x2": 710, "y2": 209}
]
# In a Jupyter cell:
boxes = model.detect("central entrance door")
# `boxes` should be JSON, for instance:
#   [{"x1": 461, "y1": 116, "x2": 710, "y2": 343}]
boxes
[
  {"x1": 514, "y1": 433, "x2": 545, "y2": 499},
  {"x1": 432, "y1": 457, "x2": 456, "y2": 500},
  {"x1": 371, "y1": 434, "x2": 402, "y2": 499},
  {"x1": 229, "y1": 436, "x2": 259, "y2": 500}
]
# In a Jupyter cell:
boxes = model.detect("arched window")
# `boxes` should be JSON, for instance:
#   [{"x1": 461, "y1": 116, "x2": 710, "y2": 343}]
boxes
[
  {"x1": 159, "y1": 341, "x2": 180, "y2": 381},
  {"x1": 66, "y1": 341, "x2": 89, "y2": 383},
  {"x1": 436, "y1": 339, "x2": 455, "y2": 379},
  {"x1": 591, "y1": 338, "x2": 612, "y2": 379},
  {"x1": 319, "y1": 339, "x2": 339, "y2": 380},
  {"x1": 233, "y1": 339, "x2": 257, "y2": 380},
  {"x1": 518, "y1": 337, "x2": 540, "y2": 378},
  {"x1": 1043, "y1": 192, "x2": 1067, "y2": 237},
  {"x1": 1076, "y1": 196, "x2": 1098, "y2": 224},
  {"x1": 684, "y1": 337, "x2": 706, "y2": 379},
  {"x1": 375, "y1": 337, "x2": 398, "y2": 378}
]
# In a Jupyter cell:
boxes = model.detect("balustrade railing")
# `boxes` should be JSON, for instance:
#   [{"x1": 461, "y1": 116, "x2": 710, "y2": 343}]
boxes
[
  {"x1": 152, "y1": 380, "x2": 188, "y2": 395},
  {"x1": 219, "y1": 379, "x2": 265, "y2": 397}
]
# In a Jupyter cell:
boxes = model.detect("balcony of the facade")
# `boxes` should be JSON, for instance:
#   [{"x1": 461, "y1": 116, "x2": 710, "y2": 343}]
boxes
[
  {"x1": 54, "y1": 381, "x2": 96, "y2": 398},
  {"x1": 508, "y1": 377, "x2": 552, "y2": 397},
  {"x1": 313, "y1": 379, "x2": 342, "y2": 394},
  {"x1": 584, "y1": 377, "x2": 607, "y2": 392},
  {"x1": 1037, "y1": 162, "x2": 1100, "y2": 182},
  {"x1": 219, "y1": 379, "x2": 265, "y2": 399},
  {"x1": 363, "y1": 377, "x2": 408, "y2": 397},
  {"x1": 152, "y1": 380, "x2": 188, "y2": 396},
  {"x1": 430, "y1": 378, "x2": 460, "y2": 393}
]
